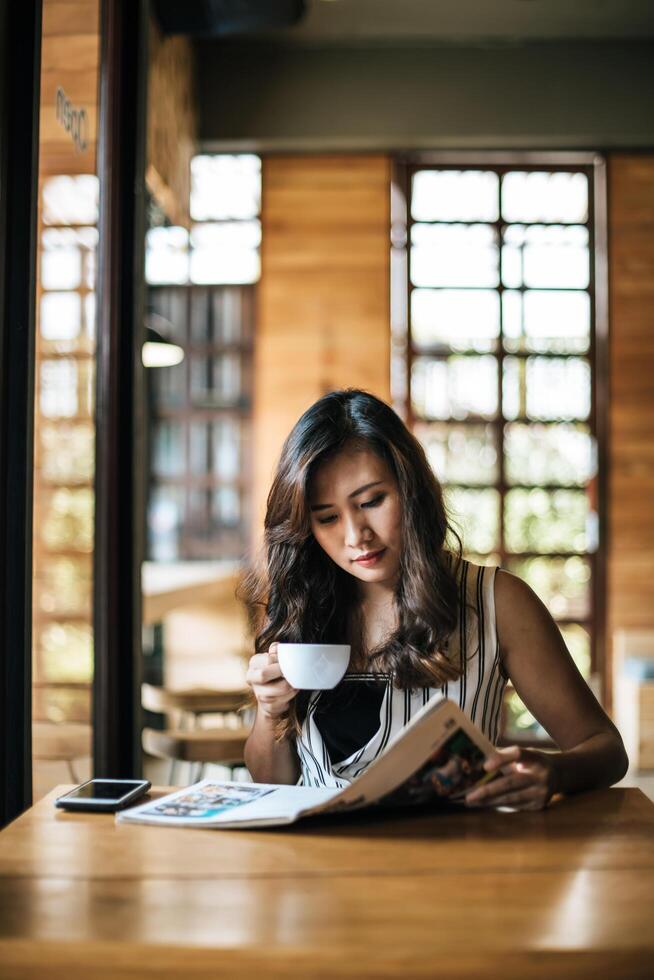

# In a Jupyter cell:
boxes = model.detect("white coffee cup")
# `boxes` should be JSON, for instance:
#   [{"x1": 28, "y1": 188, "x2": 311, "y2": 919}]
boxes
[{"x1": 277, "y1": 643, "x2": 351, "y2": 690}]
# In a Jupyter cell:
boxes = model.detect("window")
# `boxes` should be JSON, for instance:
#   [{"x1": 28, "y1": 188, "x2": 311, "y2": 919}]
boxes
[
  {"x1": 393, "y1": 158, "x2": 607, "y2": 742},
  {"x1": 146, "y1": 154, "x2": 261, "y2": 560},
  {"x1": 32, "y1": 175, "x2": 100, "y2": 725}
]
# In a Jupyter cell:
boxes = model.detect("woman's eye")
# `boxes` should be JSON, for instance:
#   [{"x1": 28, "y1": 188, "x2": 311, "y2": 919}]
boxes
[
  {"x1": 361, "y1": 493, "x2": 385, "y2": 509},
  {"x1": 317, "y1": 514, "x2": 337, "y2": 526}
]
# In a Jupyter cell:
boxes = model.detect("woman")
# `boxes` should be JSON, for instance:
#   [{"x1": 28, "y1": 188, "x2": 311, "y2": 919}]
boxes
[{"x1": 243, "y1": 389, "x2": 627, "y2": 810}]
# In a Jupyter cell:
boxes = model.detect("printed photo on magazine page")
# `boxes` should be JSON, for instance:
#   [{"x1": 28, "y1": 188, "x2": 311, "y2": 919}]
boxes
[
  {"x1": 381, "y1": 724, "x2": 498, "y2": 807},
  {"x1": 144, "y1": 783, "x2": 275, "y2": 820}
]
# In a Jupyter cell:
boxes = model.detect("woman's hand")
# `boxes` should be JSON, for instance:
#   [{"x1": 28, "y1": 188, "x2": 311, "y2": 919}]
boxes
[
  {"x1": 464, "y1": 745, "x2": 559, "y2": 811},
  {"x1": 245, "y1": 643, "x2": 298, "y2": 721}
]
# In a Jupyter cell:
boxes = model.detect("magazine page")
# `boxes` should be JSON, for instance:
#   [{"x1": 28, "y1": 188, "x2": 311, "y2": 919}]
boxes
[
  {"x1": 117, "y1": 780, "x2": 338, "y2": 829},
  {"x1": 378, "y1": 713, "x2": 500, "y2": 808},
  {"x1": 299, "y1": 696, "x2": 497, "y2": 818},
  {"x1": 118, "y1": 698, "x2": 499, "y2": 830}
]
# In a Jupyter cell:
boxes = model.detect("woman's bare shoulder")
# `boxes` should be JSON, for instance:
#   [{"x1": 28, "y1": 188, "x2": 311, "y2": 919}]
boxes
[{"x1": 494, "y1": 568, "x2": 553, "y2": 650}]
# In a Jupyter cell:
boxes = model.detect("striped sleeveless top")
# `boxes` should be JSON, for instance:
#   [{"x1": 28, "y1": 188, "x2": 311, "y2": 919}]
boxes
[{"x1": 295, "y1": 559, "x2": 507, "y2": 789}]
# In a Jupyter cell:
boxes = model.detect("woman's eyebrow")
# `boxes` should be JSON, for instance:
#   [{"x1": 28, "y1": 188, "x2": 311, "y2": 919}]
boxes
[{"x1": 310, "y1": 481, "x2": 383, "y2": 512}]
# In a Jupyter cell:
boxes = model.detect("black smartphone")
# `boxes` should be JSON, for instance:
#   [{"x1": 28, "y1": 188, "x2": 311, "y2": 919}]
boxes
[{"x1": 55, "y1": 778, "x2": 151, "y2": 812}]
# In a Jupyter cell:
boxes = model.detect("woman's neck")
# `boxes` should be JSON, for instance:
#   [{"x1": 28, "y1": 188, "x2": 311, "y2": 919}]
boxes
[
  {"x1": 357, "y1": 580, "x2": 396, "y2": 612},
  {"x1": 350, "y1": 584, "x2": 398, "y2": 662}
]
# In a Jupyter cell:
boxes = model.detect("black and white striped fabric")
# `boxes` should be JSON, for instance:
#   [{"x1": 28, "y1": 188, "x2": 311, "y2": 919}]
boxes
[{"x1": 295, "y1": 560, "x2": 507, "y2": 789}]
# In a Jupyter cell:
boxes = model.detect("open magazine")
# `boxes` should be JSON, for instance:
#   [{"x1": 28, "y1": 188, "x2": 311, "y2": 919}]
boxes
[{"x1": 117, "y1": 696, "x2": 501, "y2": 830}]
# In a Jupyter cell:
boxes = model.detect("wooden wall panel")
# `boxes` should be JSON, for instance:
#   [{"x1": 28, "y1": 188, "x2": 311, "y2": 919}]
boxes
[
  {"x1": 39, "y1": 0, "x2": 99, "y2": 176},
  {"x1": 608, "y1": 155, "x2": 654, "y2": 687},
  {"x1": 253, "y1": 155, "x2": 391, "y2": 537}
]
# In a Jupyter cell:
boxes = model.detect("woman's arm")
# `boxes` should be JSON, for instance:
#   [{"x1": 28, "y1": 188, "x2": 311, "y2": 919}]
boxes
[
  {"x1": 465, "y1": 569, "x2": 629, "y2": 810},
  {"x1": 244, "y1": 708, "x2": 301, "y2": 785},
  {"x1": 244, "y1": 647, "x2": 301, "y2": 785}
]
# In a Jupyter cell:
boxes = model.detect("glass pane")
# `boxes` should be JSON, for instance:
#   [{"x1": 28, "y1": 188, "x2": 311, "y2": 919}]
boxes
[
  {"x1": 34, "y1": 2, "x2": 101, "y2": 740},
  {"x1": 213, "y1": 353, "x2": 242, "y2": 405},
  {"x1": 40, "y1": 360, "x2": 78, "y2": 418},
  {"x1": 35, "y1": 685, "x2": 91, "y2": 724},
  {"x1": 505, "y1": 423, "x2": 595, "y2": 485},
  {"x1": 77, "y1": 358, "x2": 95, "y2": 418},
  {"x1": 190, "y1": 154, "x2": 261, "y2": 221},
  {"x1": 147, "y1": 487, "x2": 184, "y2": 562},
  {"x1": 40, "y1": 424, "x2": 94, "y2": 484},
  {"x1": 507, "y1": 555, "x2": 591, "y2": 620},
  {"x1": 502, "y1": 224, "x2": 589, "y2": 289},
  {"x1": 41, "y1": 488, "x2": 94, "y2": 553},
  {"x1": 83, "y1": 237, "x2": 97, "y2": 287},
  {"x1": 212, "y1": 418, "x2": 240, "y2": 479},
  {"x1": 411, "y1": 289, "x2": 499, "y2": 352},
  {"x1": 189, "y1": 356, "x2": 209, "y2": 402},
  {"x1": 152, "y1": 421, "x2": 184, "y2": 478},
  {"x1": 41, "y1": 228, "x2": 82, "y2": 289},
  {"x1": 38, "y1": 556, "x2": 93, "y2": 617},
  {"x1": 503, "y1": 689, "x2": 547, "y2": 740},
  {"x1": 145, "y1": 226, "x2": 190, "y2": 285},
  {"x1": 412, "y1": 356, "x2": 498, "y2": 420},
  {"x1": 411, "y1": 170, "x2": 499, "y2": 222},
  {"x1": 464, "y1": 552, "x2": 502, "y2": 568},
  {"x1": 503, "y1": 356, "x2": 591, "y2": 421},
  {"x1": 153, "y1": 362, "x2": 186, "y2": 408},
  {"x1": 149, "y1": 288, "x2": 188, "y2": 346},
  {"x1": 502, "y1": 289, "x2": 590, "y2": 354},
  {"x1": 40, "y1": 622, "x2": 93, "y2": 683},
  {"x1": 560, "y1": 623, "x2": 591, "y2": 678},
  {"x1": 504, "y1": 488, "x2": 590, "y2": 553},
  {"x1": 414, "y1": 422, "x2": 498, "y2": 485},
  {"x1": 212, "y1": 486, "x2": 241, "y2": 527},
  {"x1": 187, "y1": 490, "x2": 210, "y2": 530},
  {"x1": 42, "y1": 175, "x2": 99, "y2": 226},
  {"x1": 84, "y1": 292, "x2": 96, "y2": 343},
  {"x1": 213, "y1": 287, "x2": 248, "y2": 344},
  {"x1": 189, "y1": 288, "x2": 211, "y2": 343},
  {"x1": 501, "y1": 171, "x2": 588, "y2": 224},
  {"x1": 446, "y1": 487, "x2": 500, "y2": 554},
  {"x1": 190, "y1": 221, "x2": 261, "y2": 285},
  {"x1": 189, "y1": 421, "x2": 209, "y2": 475},
  {"x1": 40, "y1": 292, "x2": 81, "y2": 341},
  {"x1": 411, "y1": 224, "x2": 499, "y2": 288}
]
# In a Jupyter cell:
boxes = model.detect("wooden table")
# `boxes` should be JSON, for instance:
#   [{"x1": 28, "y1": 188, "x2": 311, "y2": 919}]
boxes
[{"x1": 1, "y1": 786, "x2": 653, "y2": 978}]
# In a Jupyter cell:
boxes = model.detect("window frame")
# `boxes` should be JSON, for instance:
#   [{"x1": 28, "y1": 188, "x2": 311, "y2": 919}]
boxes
[
  {"x1": 146, "y1": 282, "x2": 255, "y2": 561},
  {"x1": 391, "y1": 151, "x2": 609, "y2": 716}
]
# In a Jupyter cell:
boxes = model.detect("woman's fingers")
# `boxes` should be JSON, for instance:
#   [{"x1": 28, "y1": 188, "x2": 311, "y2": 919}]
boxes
[
  {"x1": 255, "y1": 678, "x2": 296, "y2": 700},
  {"x1": 465, "y1": 749, "x2": 555, "y2": 810},
  {"x1": 246, "y1": 648, "x2": 283, "y2": 682},
  {"x1": 465, "y1": 769, "x2": 532, "y2": 805},
  {"x1": 246, "y1": 661, "x2": 283, "y2": 685},
  {"x1": 245, "y1": 644, "x2": 298, "y2": 718},
  {"x1": 482, "y1": 745, "x2": 522, "y2": 773},
  {"x1": 481, "y1": 788, "x2": 543, "y2": 810}
]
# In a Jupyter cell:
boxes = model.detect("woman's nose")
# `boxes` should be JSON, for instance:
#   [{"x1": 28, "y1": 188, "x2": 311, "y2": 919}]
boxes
[{"x1": 343, "y1": 512, "x2": 372, "y2": 548}]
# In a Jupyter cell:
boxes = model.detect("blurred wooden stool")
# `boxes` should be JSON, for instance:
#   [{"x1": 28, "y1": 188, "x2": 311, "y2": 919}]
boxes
[
  {"x1": 141, "y1": 684, "x2": 253, "y2": 783},
  {"x1": 32, "y1": 722, "x2": 91, "y2": 783},
  {"x1": 142, "y1": 723, "x2": 252, "y2": 784}
]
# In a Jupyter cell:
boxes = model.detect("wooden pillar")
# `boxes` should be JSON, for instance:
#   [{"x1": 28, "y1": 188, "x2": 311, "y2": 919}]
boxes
[{"x1": 253, "y1": 154, "x2": 391, "y2": 539}]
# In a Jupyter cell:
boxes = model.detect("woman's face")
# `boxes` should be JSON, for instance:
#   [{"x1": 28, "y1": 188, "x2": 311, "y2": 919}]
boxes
[{"x1": 309, "y1": 445, "x2": 402, "y2": 592}]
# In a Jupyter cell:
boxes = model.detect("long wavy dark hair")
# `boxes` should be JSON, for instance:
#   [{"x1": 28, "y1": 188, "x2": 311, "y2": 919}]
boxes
[{"x1": 242, "y1": 388, "x2": 465, "y2": 740}]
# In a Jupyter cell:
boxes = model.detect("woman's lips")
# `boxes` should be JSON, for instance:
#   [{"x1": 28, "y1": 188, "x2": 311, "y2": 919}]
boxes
[{"x1": 353, "y1": 548, "x2": 386, "y2": 567}]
